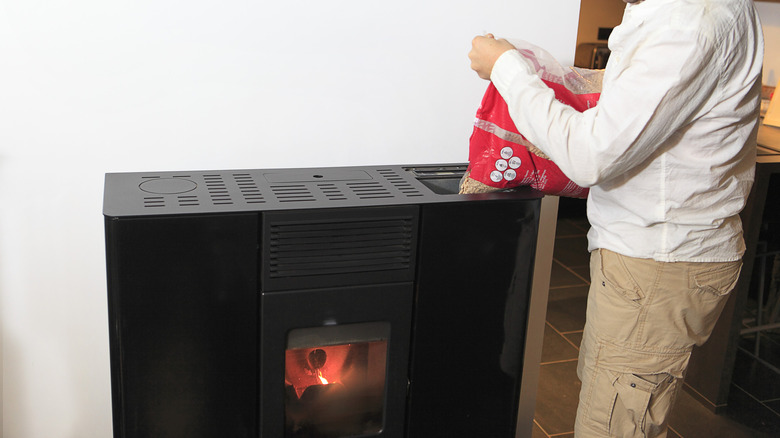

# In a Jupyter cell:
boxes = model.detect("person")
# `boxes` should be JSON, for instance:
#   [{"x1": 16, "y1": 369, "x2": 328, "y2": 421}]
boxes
[{"x1": 468, "y1": 0, "x2": 765, "y2": 437}]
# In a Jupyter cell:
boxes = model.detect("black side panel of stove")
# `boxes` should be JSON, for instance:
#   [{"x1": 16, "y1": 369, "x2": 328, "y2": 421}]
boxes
[
  {"x1": 105, "y1": 213, "x2": 258, "y2": 438},
  {"x1": 406, "y1": 199, "x2": 541, "y2": 438}
]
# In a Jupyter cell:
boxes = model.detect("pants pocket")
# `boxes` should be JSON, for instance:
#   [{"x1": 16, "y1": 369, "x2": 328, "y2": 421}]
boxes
[
  {"x1": 688, "y1": 261, "x2": 742, "y2": 300},
  {"x1": 681, "y1": 261, "x2": 742, "y2": 346},
  {"x1": 599, "y1": 249, "x2": 645, "y2": 304},
  {"x1": 584, "y1": 367, "x2": 620, "y2": 434},
  {"x1": 587, "y1": 371, "x2": 668, "y2": 437},
  {"x1": 611, "y1": 373, "x2": 657, "y2": 437},
  {"x1": 578, "y1": 341, "x2": 688, "y2": 438}
]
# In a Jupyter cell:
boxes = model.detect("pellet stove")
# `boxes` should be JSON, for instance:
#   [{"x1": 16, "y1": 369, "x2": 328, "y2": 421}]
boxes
[{"x1": 103, "y1": 164, "x2": 544, "y2": 438}]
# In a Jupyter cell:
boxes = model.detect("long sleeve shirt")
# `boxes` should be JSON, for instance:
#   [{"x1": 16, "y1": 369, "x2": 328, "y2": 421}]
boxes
[{"x1": 490, "y1": 0, "x2": 765, "y2": 262}]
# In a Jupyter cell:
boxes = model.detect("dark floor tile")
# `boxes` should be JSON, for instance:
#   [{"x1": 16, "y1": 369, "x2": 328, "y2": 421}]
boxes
[
  {"x1": 764, "y1": 398, "x2": 780, "y2": 414},
  {"x1": 541, "y1": 323, "x2": 579, "y2": 363},
  {"x1": 720, "y1": 384, "x2": 780, "y2": 437},
  {"x1": 568, "y1": 217, "x2": 590, "y2": 232},
  {"x1": 669, "y1": 386, "x2": 775, "y2": 438},
  {"x1": 740, "y1": 331, "x2": 780, "y2": 370},
  {"x1": 549, "y1": 261, "x2": 588, "y2": 289},
  {"x1": 546, "y1": 294, "x2": 588, "y2": 333},
  {"x1": 731, "y1": 347, "x2": 780, "y2": 402},
  {"x1": 553, "y1": 235, "x2": 590, "y2": 268},
  {"x1": 555, "y1": 219, "x2": 586, "y2": 238},
  {"x1": 563, "y1": 331, "x2": 583, "y2": 350},
  {"x1": 548, "y1": 284, "x2": 589, "y2": 303},
  {"x1": 569, "y1": 265, "x2": 591, "y2": 284},
  {"x1": 534, "y1": 360, "x2": 581, "y2": 436},
  {"x1": 532, "y1": 421, "x2": 548, "y2": 438}
]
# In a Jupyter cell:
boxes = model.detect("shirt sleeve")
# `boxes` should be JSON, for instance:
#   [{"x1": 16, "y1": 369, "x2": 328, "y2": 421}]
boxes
[{"x1": 489, "y1": 27, "x2": 720, "y2": 187}]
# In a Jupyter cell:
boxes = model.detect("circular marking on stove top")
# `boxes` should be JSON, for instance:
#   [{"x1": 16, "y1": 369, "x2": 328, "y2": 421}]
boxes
[{"x1": 139, "y1": 178, "x2": 198, "y2": 194}]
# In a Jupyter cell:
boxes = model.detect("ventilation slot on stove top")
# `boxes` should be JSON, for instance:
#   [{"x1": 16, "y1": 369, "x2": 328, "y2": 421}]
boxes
[
  {"x1": 143, "y1": 197, "x2": 165, "y2": 208},
  {"x1": 234, "y1": 173, "x2": 266, "y2": 204},
  {"x1": 317, "y1": 183, "x2": 348, "y2": 201},
  {"x1": 177, "y1": 195, "x2": 199, "y2": 207},
  {"x1": 377, "y1": 168, "x2": 424, "y2": 198},
  {"x1": 204, "y1": 174, "x2": 233, "y2": 206},
  {"x1": 347, "y1": 181, "x2": 393, "y2": 199},
  {"x1": 271, "y1": 185, "x2": 316, "y2": 203}
]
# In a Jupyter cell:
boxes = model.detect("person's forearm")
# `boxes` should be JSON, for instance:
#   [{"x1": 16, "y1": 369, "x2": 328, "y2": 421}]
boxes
[{"x1": 489, "y1": 32, "x2": 718, "y2": 187}]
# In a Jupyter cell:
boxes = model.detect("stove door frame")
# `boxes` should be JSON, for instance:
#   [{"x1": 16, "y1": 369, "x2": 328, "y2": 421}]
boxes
[{"x1": 260, "y1": 283, "x2": 413, "y2": 438}]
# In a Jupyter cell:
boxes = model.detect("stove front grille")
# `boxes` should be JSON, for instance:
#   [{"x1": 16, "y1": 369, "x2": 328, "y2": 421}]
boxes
[{"x1": 261, "y1": 206, "x2": 419, "y2": 291}]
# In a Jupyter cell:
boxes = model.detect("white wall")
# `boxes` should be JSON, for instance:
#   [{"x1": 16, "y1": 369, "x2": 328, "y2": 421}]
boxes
[
  {"x1": 757, "y1": 1, "x2": 780, "y2": 86},
  {"x1": 0, "y1": 1, "x2": 581, "y2": 437}
]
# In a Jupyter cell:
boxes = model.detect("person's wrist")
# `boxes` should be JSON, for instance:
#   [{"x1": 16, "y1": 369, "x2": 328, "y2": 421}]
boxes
[{"x1": 489, "y1": 49, "x2": 515, "y2": 82}]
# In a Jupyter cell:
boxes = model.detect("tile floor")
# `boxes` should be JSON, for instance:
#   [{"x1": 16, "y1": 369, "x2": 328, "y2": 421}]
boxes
[{"x1": 532, "y1": 207, "x2": 780, "y2": 438}]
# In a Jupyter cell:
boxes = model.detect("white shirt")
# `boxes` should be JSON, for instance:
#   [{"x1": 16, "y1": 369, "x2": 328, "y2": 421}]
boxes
[{"x1": 490, "y1": 0, "x2": 764, "y2": 262}]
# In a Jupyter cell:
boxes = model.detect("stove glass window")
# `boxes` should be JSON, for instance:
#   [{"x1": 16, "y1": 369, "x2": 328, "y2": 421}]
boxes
[{"x1": 284, "y1": 322, "x2": 389, "y2": 437}]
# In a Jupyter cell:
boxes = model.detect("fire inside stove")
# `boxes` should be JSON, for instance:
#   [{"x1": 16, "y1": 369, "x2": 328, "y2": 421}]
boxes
[{"x1": 284, "y1": 322, "x2": 389, "y2": 438}]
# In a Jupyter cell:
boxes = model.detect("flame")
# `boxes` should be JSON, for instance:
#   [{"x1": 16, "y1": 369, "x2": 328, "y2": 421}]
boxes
[{"x1": 317, "y1": 369, "x2": 328, "y2": 385}]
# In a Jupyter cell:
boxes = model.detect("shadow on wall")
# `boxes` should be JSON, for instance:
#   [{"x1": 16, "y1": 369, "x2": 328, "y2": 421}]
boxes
[
  {"x1": 1, "y1": 296, "x2": 105, "y2": 438},
  {"x1": 2, "y1": 334, "x2": 25, "y2": 437}
]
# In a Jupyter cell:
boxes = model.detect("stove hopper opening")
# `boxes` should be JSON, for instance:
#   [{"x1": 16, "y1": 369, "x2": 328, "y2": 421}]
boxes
[{"x1": 284, "y1": 322, "x2": 389, "y2": 438}]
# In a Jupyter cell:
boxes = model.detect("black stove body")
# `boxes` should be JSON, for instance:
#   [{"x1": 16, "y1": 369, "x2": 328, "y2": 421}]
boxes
[{"x1": 103, "y1": 164, "x2": 542, "y2": 438}]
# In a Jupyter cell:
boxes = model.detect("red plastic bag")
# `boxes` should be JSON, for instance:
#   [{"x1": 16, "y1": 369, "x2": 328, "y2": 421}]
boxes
[{"x1": 461, "y1": 41, "x2": 603, "y2": 198}]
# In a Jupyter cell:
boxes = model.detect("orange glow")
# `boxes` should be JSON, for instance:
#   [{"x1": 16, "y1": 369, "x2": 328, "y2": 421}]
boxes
[
  {"x1": 285, "y1": 344, "x2": 351, "y2": 398},
  {"x1": 285, "y1": 339, "x2": 389, "y2": 437}
]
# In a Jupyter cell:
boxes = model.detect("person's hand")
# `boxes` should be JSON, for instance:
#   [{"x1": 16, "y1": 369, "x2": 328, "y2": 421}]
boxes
[{"x1": 469, "y1": 34, "x2": 515, "y2": 80}]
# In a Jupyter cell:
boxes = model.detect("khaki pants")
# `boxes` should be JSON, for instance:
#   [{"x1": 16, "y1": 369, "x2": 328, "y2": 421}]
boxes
[{"x1": 574, "y1": 249, "x2": 741, "y2": 438}]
